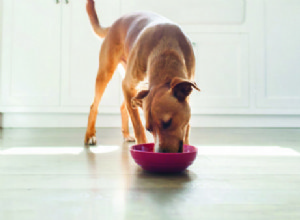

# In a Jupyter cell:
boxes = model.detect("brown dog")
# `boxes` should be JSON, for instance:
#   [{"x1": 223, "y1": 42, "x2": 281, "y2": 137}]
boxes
[{"x1": 84, "y1": 0, "x2": 200, "y2": 153}]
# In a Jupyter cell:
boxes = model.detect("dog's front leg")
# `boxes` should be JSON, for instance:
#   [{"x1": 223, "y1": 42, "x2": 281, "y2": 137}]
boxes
[
  {"x1": 184, "y1": 124, "x2": 190, "y2": 145},
  {"x1": 122, "y1": 80, "x2": 147, "y2": 144}
]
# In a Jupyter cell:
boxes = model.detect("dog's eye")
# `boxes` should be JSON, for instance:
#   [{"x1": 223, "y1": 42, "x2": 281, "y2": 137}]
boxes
[{"x1": 162, "y1": 119, "x2": 172, "y2": 129}]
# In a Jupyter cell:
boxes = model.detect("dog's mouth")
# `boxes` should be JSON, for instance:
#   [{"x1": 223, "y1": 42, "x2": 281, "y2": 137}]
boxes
[{"x1": 158, "y1": 140, "x2": 184, "y2": 153}]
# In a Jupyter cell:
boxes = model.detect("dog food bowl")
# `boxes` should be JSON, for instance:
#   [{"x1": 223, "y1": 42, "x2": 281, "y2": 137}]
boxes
[{"x1": 130, "y1": 143, "x2": 198, "y2": 173}]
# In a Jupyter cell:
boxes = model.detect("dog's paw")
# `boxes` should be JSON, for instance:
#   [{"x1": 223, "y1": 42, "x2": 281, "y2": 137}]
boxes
[
  {"x1": 85, "y1": 136, "x2": 97, "y2": 146},
  {"x1": 124, "y1": 136, "x2": 136, "y2": 143}
]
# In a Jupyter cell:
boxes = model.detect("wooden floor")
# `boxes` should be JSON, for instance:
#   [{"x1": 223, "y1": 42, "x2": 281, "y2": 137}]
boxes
[{"x1": 0, "y1": 128, "x2": 300, "y2": 220}]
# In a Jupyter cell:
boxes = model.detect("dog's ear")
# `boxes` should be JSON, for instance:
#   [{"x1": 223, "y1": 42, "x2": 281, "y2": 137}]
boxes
[
  {"x1": 170, "y1": 77, "x2": 200, "y2": 102},
  {"x1": 131, "y1": 90, "x2": 149, "y2": 109}
]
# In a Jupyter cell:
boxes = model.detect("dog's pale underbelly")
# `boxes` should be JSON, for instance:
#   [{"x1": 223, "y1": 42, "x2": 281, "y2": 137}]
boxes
[{"x1": 117, "y1": 63, "x2": 149, "y2": 92}]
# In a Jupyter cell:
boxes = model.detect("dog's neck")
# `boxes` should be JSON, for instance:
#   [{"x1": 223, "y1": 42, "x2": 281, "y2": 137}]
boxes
[{"x1": 147, "y1": 48, "x2": 188, "y2": 88}]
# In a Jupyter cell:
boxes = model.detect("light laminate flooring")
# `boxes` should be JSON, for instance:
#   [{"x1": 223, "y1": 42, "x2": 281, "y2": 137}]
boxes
[{"x1": 0, "y1": 128, "x2": 300, "y2": 220}]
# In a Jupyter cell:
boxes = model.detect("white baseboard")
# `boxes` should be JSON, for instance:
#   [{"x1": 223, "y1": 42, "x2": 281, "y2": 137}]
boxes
[
  {"x1": 0, "y1": 113, "x2": 121, "y2": 128},
  {"x1": 190, "y1": 115, "x2": 300, "y2": 127},
  {"x1": 1, "y1": 113, "x2": 300, "y2": 128}
]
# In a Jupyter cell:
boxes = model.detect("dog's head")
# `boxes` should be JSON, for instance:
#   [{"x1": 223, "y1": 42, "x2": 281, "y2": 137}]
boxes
[{"x1": 132, "y1": 77, "x2": 200, "y2": 153}]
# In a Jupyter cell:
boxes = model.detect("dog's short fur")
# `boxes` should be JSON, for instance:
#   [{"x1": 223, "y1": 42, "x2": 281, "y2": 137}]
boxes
[{"x1": 84, "y1": 0, "x2": 200, "y2": 153}]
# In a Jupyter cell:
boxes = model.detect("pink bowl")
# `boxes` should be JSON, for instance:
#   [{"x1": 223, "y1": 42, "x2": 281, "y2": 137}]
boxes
[{"x1": 130, "y1": 143, "x2": 198, "y2": 173}]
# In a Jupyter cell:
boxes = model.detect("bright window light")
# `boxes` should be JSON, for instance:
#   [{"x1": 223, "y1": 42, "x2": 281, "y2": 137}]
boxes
[
  {"x1": 0, "y1": 147, "x2": 83, "y2": 155},
  {"x1": 0, "y1": 145, "x2": 120, "y2": 155},
  {"x1": 89, "y1": 145, "x2": 120, "y2": 154},
  {"x1": 197, "y1": 146, "x2": 300, "y2": 157}
]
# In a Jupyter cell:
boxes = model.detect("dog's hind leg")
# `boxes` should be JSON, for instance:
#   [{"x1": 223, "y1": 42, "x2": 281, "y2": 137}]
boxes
[
  {"x1": 122, "y1": 62, "x2": 148, "y2": 144},
  {"x1": 120, "y1": 101, "x2": 135, "y2": 142},
  {"x1": 84, "y1": 37, "x2": 122, "y2": 145},
  {"x1": 122, "y1": 80, "x2": 147, "y2": 144},
  {"x1": 118, "y1": 62, "x2": 135, "y2": 142}
]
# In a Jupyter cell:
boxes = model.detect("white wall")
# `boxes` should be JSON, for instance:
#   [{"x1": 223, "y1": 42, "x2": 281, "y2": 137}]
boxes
[
  {"x1": 0, "y1": 0, "x2": 3, "y2": 127},
  {"x1": 0, "y1": 0, "x2": 3, "y2": 88},
  {"x1": 0, "y1": 0, "x2": 300, "y2": 128}
]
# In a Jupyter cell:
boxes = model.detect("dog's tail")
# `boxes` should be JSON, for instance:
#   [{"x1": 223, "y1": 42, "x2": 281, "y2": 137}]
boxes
[{"x1": 86, "y1": 0, "x2": 109, "y2": 38}]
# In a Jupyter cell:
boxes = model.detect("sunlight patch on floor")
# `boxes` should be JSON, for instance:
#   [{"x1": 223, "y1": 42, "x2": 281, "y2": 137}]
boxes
[
  {"x1": 0, "y1": 145, "x2": 120, "y2": 155},
  {"x1": 196, "y1": 146, "x2": 300, "y2": 157}
]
